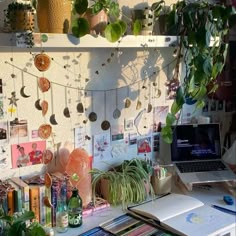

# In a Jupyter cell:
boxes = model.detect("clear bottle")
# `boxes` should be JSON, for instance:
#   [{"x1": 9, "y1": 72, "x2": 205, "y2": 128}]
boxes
[
  {"x1": 56, "y1": 196, "x2": 68, "y2": 233},
  {"x1": 68, "y1": 188, "x2": 83, "y2": 228}
]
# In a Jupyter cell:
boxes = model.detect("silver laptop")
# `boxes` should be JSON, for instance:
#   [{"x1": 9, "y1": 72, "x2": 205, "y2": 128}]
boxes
[{"x1": 170, "y1": 123, "x2": 236, "y2": 186}]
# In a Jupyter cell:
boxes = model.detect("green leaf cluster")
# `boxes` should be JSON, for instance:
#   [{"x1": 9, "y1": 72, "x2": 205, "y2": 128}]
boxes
[
  {"x1": 161, "y1": 0, "x2": 236, "y2": 143},
  {"x1": 0, "y1": 211, "x2": 46, "y2": 236},
  {"x1": 72, "y1": 0, "x2": 127, "y2": 42},
  {"x1": 90, "y1": 158, "x2": 154, "y2": 207}
]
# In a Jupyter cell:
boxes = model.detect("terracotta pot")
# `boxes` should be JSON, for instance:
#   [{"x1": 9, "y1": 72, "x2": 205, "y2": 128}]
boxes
[
  {"x1": 37, "y1": 0, "x2": 72, "y2": 33},
  {"x1": 84, "y1": 9, "x2": 108, "y2": 35},
  {"x1": 9, "y1": 9, "x2": 34, "y2": 32}
]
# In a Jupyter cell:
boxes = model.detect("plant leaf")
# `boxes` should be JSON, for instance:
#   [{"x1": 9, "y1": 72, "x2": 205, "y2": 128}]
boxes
[
  {"x1": 161, "y1": 125, "x2": 173, "y2": 144},
  {"x1": 74, "y1": 0, "x2": 88, "y2": 15},
  {"x1": 104, "y1": 22, "x2": 122, "y2": 42},
  {"x1": 132, "y1": 19, "x2": 142, "y2": 36},
  {"x1": 72, "y1": 18, "x2": 89, "y2": 38}
]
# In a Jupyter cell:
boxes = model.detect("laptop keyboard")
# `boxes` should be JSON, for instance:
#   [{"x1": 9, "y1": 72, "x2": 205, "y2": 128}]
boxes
[{"x1": 176, "y1": 161, "x2": 227, "y2": 173}]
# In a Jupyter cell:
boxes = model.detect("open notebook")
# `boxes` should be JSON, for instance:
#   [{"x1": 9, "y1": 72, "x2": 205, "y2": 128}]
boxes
[
  {"x1": 170, "y1": 123, "x2": 236, "y2": 188},
  {"x1": 127, "y1": 193, "x2": 236, "y2": 236}
]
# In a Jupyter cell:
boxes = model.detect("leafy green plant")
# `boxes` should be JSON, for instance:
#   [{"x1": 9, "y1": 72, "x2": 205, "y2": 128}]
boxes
[
  {"x1": 0, "y1": 211, "x2": 46, "y2": 236},
  {"x1": 90, "y1": 158, "x2": 153, "y2": 208},
  {"x1": 161, "y1": 0, "x2": 236, "y2": 143},
  {"x1": 72, "y1": 0, "x2": 127, "y2": 42}
]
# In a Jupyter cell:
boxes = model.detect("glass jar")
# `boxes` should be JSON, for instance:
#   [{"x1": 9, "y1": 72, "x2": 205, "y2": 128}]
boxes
[
  {"x1": 68, "y1": 188, "x2": 82, "y2": 228},
  {"x1": 56, "y1": 197, "x2": 68, "y2": 233}
]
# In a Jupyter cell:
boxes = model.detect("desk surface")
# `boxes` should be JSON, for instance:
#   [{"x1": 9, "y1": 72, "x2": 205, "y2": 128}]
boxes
[{"x1": 54, "y1": 181, "x2": 236, "y2": 236}]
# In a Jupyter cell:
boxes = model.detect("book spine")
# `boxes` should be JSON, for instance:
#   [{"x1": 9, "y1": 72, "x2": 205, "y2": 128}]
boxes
[
  {"x1": 7, "y1": 190, "x2": 14, "y2": 216},
  {"x1": 39, "y1": 185, "x2": 46, "y2": 226},
  {"x1": 10, "y1": 177, "x2": 30, "y2": 211},
  {"x1": 29, "y1": 186, "x2": 40, "y2": 222},
  {"x1": 13, "y1": 188, "x2": 22, "y2": 213},
  {"x1": 45, "y1": 187, "x2": 52, "y2": 227}
]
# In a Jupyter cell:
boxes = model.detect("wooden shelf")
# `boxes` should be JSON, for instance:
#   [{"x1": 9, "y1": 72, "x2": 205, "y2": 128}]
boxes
[{"x1": 0, "y1": 33, "x2": 179, "y2": 49}]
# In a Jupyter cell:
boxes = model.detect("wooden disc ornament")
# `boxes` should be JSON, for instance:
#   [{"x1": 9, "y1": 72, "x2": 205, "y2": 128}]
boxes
[
  {"x1": 38, "y1": 77, "x2": 51, "y2": 93},
  {"x1": 34, "y1": 53, "x2": 51, "y2": 72},
  {"x1": 41, "y1": 100, "x2": 48, "y2": 116},
  {"x1": 38, "y1": 124, "x2": 52, "y2": 139}
]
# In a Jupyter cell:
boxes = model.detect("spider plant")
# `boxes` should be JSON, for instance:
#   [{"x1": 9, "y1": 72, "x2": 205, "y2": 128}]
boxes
[{"x1": 90, "y1": 158, "x2": 154, "y2": 208}]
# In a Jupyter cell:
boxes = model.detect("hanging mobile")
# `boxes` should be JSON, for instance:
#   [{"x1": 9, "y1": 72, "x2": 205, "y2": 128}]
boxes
[
  {"x1": 101, "y1": 91, "x2": 110, "y2": 130},
  {"x1": 124, "y1": 86, "x2": 131, "y2": 108},
  {"x1": 20, "y1": 71, "x2": 30, "y2": 98},
  {"x1": 113, "y1": 88, "x2": 121, "y2": 119},
  {"x1": 49, "y1": 84, "x2": 58, "y2": 125},
  {"x1": 63, "y1": 87, "x2": 70, "y2": 118},
  {"x1": 147, "y1": 81, "x2": 152, "y2": 113},
  {"x1": 88, "y1": 91, "x2": 97, "y2": 122},
  {"x1": 136, "y1": 82, "x2": 142, "y2": 110},
  {"x1": 35, "y1": 80, "x2": 42, "y2": 110}
]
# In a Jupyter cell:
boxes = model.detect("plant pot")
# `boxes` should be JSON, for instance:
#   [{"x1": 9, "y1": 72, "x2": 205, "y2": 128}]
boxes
[
  {"x1": 9, "y1": 9, "x2": 34, "y2": 32},
  {"x1": 100, "y1": 178, "x2": 121, "y2": 204},
  {"x1": 132, "y1": 8, "x2": 154, "y2": 35},
  {"x1": 84, "y1": 9, "x2": 108, "y2": 36},
  {"x1": 36, "y1": 0, "x2": 72, "y2": 33}
]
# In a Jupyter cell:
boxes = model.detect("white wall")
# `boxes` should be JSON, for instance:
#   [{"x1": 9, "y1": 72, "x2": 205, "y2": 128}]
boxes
[{"x1": 0, "y1": 0, "x2": 233, "y2": 180}]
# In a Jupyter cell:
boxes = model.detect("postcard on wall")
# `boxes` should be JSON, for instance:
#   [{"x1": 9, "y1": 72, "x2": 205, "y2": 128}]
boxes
[
  {"x1": 129, "y1": 132, "x2": 137, "y2": 145},
  {"x1": 93, "y1": 132, "x2": 112, "y2": 162},
  {"x1": 9, "y1": 118, "x2": 29, "y2": 144},
  {"x1": 74, "y1": 126, "x2": 92, "y2": 155},
  {"x1": 111, "y1": 124, "x2": 124, "y2": 142},
  {"x1": 137, "y1": 136, "x2": 152, "y2": 154},
  {"x1": 0, "y1": 121, "x2": 8, "y2": 144},
  {"x1": 153, "y1": 132, "x2": 160, "y2": 153},
  {"x1": 11, "y1": 140, "x2": 46, "y2": 168},
  {"x1": 124, "y1": 117, "x2": 134, "y2": 131},
  {"x1": 153, "y1": 106, "x2": 169, "y2": 132},
  {"x1": 0, "y1": 146, "x2": 11, "y2": 169}
]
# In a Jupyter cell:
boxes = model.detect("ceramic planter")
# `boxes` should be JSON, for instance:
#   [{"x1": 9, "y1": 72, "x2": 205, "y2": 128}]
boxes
[{"x1": 36, "y1": 0, "x2": 72, "y2": 33}]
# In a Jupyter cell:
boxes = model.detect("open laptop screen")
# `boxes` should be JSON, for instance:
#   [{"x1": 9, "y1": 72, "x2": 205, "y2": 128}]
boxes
[{"x1": 171, "y1": 123, "x2": 221, "y2": 162}]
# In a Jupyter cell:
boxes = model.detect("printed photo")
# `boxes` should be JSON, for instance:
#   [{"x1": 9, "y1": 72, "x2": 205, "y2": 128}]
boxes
[
  {"x1": 137, "y1": 136, "x2": 152, "y2": 154},
  {"x1": 11, "y1": 140, "x2": 46, "y2": 168},
  {"x1": 10, "y1": 118, "x2": 29, "y2": 143},
  {"x1": 129, "y1": 132, "x2": 137, "y2": 145},
  {"x1": 0, "y1": 121, "x2": 8, "y2": 143},
  {"x1": 124, "y1": 118, "x2": 134, "y2": 131},
  {"x1": 111, "y1": 125, "x2": 124, "y2": 142}
]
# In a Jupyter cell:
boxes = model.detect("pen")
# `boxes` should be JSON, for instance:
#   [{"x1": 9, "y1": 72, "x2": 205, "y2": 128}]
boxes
[{"x1": 212, "y1": 205, "x2": 236, "y2": 215}]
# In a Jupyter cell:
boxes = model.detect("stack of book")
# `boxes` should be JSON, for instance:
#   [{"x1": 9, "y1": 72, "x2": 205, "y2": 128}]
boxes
[{"x1": 3, "y1": 177, "x2": 110, "y2": 228}]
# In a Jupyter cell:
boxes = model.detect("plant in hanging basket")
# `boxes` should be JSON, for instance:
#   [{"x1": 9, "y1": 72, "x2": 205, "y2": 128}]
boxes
[
  {"x1": 161, "y1": 0, "x2": 236, "y2": 143},
  {"x1": 72, "y1": 0, "x2": 127, "y2": 42},
  {"x1": 90, "y1": 158, "x2": 153, "y2": 208}
]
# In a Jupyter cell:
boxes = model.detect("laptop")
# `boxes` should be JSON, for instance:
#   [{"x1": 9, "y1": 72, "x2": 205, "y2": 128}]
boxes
[{"x1": 170, "y1": 123, "x2": 236, "y2": 187}]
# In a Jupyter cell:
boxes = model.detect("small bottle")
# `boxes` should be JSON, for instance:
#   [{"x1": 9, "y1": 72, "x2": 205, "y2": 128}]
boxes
[
  {"x1": 56, "y1": 196, "x2": 68, "y2": 233},
  {"x1": 68, "y1": 188, "x2": 83, "y2": 228}
]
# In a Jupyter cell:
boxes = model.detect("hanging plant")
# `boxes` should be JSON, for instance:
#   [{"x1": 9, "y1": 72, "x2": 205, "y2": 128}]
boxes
[{"x1": 161, "y1": 0, "x2": 236, "y2": 143}]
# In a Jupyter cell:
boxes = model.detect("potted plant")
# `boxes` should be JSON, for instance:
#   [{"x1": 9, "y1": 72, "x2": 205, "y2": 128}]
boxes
[
  {"x1": 4, "y1": 1, "x2": 35, "y2": 32},
  {"x1": 90, "y1": 158, "x2": 153, "y2": 208},
  {"x1": 4, "y1": 1, "x2": 35, "y2": 48},
  {"x1": 161, "y1": 0, "x2": 236, "y2": 143},
  {"x1": 72, "y1": 0, "x2": 127, "y2": 42},
  {"x1": 0, "y1": 210, "x2": 46, "y2": 236}
]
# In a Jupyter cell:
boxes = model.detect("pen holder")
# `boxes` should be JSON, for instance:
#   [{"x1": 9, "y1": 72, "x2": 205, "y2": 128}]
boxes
[{"x1": 151, "y1": 173, "x2": 172, "y2": 195}]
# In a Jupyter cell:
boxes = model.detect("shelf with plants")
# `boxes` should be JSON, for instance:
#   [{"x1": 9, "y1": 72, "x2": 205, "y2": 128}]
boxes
[{"x1": 0, "y1": 32, "x2": 180, "y2": 49}]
